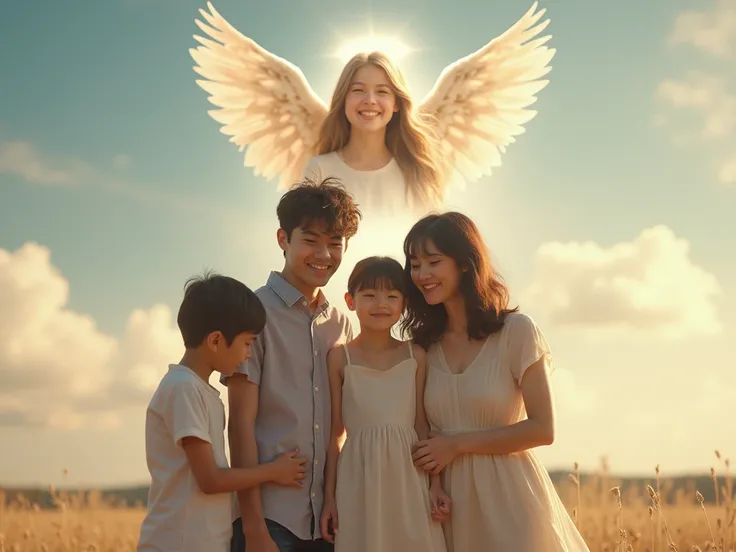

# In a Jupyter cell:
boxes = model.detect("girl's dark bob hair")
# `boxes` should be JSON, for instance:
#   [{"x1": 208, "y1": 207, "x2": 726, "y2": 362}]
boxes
[{"x1": 347, "y1": 256, "x2": 406, "y2": 297}]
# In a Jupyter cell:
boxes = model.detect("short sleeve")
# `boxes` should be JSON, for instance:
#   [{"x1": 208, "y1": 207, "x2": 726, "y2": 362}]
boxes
[
  {"x1": 162, "y1": 380, "x2": 211, "y2": 446},
  {"x1": 221, "y1": 330, "x2": 265, "y2": 386},
  {"x1": 505, "y1": 313, "x2": 554, "y2": 385}
]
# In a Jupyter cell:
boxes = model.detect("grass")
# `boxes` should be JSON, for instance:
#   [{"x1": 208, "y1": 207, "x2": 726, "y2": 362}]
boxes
[{"x1": 1, "y1": 452, "x2": 734, "y2": 552}]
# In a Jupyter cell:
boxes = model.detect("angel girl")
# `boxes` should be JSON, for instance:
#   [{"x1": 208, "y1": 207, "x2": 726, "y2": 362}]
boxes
[
  {"x1": 303, "y1": 51, "x2": 444, "y2": 215},
  {"x1": 190, "y1": 2, "x2": 555, "y2": 217}
]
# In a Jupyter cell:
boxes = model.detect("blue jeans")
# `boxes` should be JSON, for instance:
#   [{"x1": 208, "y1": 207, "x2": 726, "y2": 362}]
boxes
[{"x1": 231, "y1": 517, "x2": 334, "y2": 552}]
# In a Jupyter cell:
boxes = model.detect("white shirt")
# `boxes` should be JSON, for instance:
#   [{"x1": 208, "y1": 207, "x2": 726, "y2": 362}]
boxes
[
  {"x1": 137, "y1": 364, "x2": 232, "y2": 552},
  {"x1": 304, "y1": 152, "x2": 415, "y2": 216}
]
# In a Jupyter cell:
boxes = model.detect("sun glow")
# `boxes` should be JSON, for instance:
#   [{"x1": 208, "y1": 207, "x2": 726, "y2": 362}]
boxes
[{"x1": 334, "y1": 35, "x2": 415, "y2": 64}]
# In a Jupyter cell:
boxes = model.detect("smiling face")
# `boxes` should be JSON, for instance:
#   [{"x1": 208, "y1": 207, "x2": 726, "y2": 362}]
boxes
[
  {"x1": 344, "y1": 63, "x2": 399, "y2": 133},
  {"x1": 347, "y1": 284, "x2": 404, "y2": 332},
  {"x1": 409, "y1": 239, "x2": 464, "y2": 306},
  {"x1": 278, "y1": 221, "x2": 346, "y2": 293}
]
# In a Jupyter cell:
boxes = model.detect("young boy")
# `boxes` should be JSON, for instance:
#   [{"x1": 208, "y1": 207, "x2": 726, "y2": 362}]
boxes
[
  {"x1": 137, "y1": 272, "x2": 309, "y2": 552},
  {"x1": 225, "y1": 177, "x2": 362, "y2": 552}
]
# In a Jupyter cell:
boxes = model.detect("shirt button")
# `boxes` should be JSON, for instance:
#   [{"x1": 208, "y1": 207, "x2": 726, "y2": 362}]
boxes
[
  {"x1": 315, "y1": 424, "x2": 319, "y2": 430},
  {"x1": 313, "y1": 350, "x2": 318, "y2": 356},
  {"x1": 314, "y1": 386, "x2": 319, "y2": 392},
  {"x1": 302, "y1": 300, "x2": 308, "y2": 307},
  {"x1": 312, "y1": 492, "x2": 316, "y2": 497},
  {"x1": 314, "y1": 459, "x2": 319, "y2": 465}
]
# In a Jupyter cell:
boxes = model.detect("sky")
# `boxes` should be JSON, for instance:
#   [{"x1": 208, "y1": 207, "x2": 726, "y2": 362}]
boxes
[{"x1": 1, "y1": 0, "x2": 735, "y2": 487}]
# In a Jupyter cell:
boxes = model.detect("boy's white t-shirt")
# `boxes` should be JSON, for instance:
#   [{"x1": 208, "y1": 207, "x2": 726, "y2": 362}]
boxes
[{"x1": 137, "y1": 364, "x2": 232, "y2": 552}]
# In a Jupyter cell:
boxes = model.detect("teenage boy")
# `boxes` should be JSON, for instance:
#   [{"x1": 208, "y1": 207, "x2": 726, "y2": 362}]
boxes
[{"x1": 225, "y1": 177, "x2": 362, "y2": 552}]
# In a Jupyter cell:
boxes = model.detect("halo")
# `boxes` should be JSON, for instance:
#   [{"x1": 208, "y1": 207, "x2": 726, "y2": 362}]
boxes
[{"x1": 333, "y1": 34, "x2": 415, "y2": 64}]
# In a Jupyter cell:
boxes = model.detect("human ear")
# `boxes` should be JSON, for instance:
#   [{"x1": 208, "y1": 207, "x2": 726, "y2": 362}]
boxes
[
  {"x1": 205, "y1": 331, "x2": 223, "y2": 351},
  {"x1": 344, "y1": 292, "x2": 356, "y2": 311},
  {"x1": 277, "y1": 228, "x2": 289, "y2": 252}
]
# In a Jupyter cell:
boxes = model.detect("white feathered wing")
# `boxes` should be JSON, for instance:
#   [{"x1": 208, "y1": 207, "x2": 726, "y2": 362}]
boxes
[
  {"x1": 419, "y1": 1, "x2": 556, "y2": 190},
  {"x1": 190, "y1": 2, "x2": 328, "y2": 190}
]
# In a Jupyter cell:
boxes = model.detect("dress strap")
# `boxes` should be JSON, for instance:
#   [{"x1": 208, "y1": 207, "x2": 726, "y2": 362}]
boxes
[
  {"x1": 407, "y1": 340, "x2": 414, "y2": 359},
  {"x1": 342, "y1": 343, "x2": 352, "y2": 365}
]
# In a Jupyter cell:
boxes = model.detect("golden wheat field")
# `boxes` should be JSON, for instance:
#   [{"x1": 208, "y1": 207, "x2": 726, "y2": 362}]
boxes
[{"x1": 1, "y1": 453, "x2": 734, "y2": 552}]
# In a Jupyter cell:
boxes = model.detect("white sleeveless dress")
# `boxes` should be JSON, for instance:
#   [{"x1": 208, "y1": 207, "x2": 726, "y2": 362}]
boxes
[{"x1": 334, "y1": 342, "x2": 447, "y2": 552}]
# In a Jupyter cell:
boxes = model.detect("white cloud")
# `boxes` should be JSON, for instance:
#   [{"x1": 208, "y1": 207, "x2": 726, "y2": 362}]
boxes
[
  {"x1": 656, "y1": 72, "x2": 736, "y2": 141},
  {"x1": 0, "y1": 141, "x2": 92, "y2": 186},
  {"x1": 0, "y1": 242, "x2": 181, "y2": 429},
  {"x1": 523, "y1": 226, "x2": 722, "y2": 338},
  {"x1": 668, "y1": 0, "x2": 736, "y2": 57},
  {"x1": 718, "y1": 155, "x2": 736, "y2": 185},
  {"x1": 0, "y1": 243, "x2": 114, "y2": 397},
  {"x1": 113, "y1": 304, "x2": 183, "y2": 401},
  {"x1": 0, "y1": 140, "x2": 133, "y2": 192},
  {"x1": 658, "y1": 3, "x2": 736, "y2": 184},
  {"x1": 0, "y1": 139, "x2": 247, "y2": 222}
]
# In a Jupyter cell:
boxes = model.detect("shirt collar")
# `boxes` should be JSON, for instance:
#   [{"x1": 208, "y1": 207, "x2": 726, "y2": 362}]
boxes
[{"x1": 266, "y1": 271, "x2": 330, "y2": 312}]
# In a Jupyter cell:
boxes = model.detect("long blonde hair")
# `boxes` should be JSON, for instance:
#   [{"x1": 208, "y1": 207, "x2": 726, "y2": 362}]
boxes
[{"x1": 315, "y1": 52, "x2": 445, "y2": 209}]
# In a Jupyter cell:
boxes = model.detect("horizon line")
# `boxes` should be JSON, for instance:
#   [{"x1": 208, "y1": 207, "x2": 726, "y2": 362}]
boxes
[{"x1": 2, "y1": 468, "x2": 729, "y2": 492}]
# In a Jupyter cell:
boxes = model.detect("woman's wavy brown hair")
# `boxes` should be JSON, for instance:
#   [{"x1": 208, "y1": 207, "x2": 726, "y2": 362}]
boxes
[{"x1": 400, "y1": 212, "x2": 518, "y2": 349}]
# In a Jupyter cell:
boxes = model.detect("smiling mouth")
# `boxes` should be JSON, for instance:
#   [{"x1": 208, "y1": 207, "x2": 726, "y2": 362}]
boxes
[
  {"x1": 308, "y1": 263, "x2": 330, "y2": 271},
  {"x1": 422, "y1": 283, "x2": 439, "y2": 291},
  {"x1": 358, "y1": 110, "x2": 381, "y2": 118}
]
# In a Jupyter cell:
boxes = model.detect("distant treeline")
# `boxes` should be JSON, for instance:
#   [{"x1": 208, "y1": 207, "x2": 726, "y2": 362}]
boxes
[{"x1": 0, "y1": 471, "x2": 730, "y2": 510}]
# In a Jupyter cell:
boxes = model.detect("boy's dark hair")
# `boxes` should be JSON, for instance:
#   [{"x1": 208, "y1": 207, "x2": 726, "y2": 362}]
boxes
[
  {"x1": 347, "y1": 256, "x2": 406, "y2": 297},
  {"x1": 277, "y1": 176, "x2": 362, "y2": 241},
  {"x1": 177, "y1": 271, "x2": 266, "y2": 348}
]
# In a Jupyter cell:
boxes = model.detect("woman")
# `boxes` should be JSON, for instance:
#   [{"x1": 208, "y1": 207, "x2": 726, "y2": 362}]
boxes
[{"x1": 401, "y1": 212, "x2": 589, "y2": 551}]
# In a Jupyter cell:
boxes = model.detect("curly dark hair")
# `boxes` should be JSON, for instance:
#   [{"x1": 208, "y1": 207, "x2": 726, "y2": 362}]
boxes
[
  {"x1": 399, "y1": 212, "x2": 518, "y2": 349},
  {"x1": 277, "y1": 176, "x2": 362, "y2": 241},
  {"x1": 177, "y1": 270, "x2": 266, "y2": 348}
]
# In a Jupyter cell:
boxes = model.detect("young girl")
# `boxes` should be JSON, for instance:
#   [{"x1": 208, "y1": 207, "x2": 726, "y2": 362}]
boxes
[
  {"x1": 402, "y1": 212, "x2": 590, "y2": 552},
  {"x1": 320, "y1": 256, "x2": 449, "y2": 552},
  {"x1": 303, "y1": 52, "x2": 445, "y2": 216}
]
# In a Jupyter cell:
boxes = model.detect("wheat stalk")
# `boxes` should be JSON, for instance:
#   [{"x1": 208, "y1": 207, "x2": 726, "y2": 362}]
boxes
[
  {"x1": 569, "y1": 461, "x2": 582, "y2": 532},
  {"x1": 610, "y1": 486, "x2": 630, "y2": 552},
  {"x1": 656, "y1": 464, "x2": 662, "y2": 552},
  {"x1": 648, "y1": 484, "x2": 678, "y2": 551},
  {"x1": 696, "y1": 490, "x2": 716, "y2": 545},
  {"x1": 2, "y1": 456, "x2": 735, "y2": 551}
]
